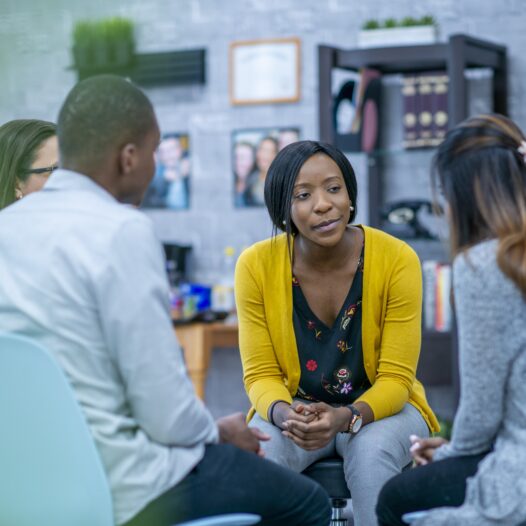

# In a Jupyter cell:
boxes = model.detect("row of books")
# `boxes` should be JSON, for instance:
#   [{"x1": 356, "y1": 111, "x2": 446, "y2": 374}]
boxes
[
  {"x1": 402, "y1": 72, "x2": 449, "y2": 149},
  {"x1": 422, "y1": 260, "x2": 452, "y2": 332}
]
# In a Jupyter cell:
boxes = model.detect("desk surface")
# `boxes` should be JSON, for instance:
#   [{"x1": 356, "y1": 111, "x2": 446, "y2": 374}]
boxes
[{"x1": 174, "y1": 321, "x2": 239, "y2": 399}]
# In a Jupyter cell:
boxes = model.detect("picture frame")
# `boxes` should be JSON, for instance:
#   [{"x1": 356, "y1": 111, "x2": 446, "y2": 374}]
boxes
[
  {"x1": 229, "y1": 37, "x2": 301, "y2": 105},
  {"x1": 232, "y1": 127, "x2": 300, "y2": 207}
]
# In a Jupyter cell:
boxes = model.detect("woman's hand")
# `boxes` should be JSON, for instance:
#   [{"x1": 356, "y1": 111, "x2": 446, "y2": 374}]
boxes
[
  {"x1": 409, "y1": 435, "x2": 448, "y2": 466},
  {"x1": 271, "y1": 400, "x2": 318, "y2": 430},
  {"x1": 282, "y1": 402, "x2": 350, "y2": 451}
]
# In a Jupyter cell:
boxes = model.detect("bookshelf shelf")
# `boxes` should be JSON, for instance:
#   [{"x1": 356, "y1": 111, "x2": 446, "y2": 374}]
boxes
[
  {"x1": 318, "y1": 33, "x2": 508, "y2": 405},
  {"x1": 422, "y1": 330, "x2": 452, "y2": 339}
]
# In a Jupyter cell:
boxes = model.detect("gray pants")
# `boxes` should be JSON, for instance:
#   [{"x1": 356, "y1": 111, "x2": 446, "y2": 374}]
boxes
[{"x1": 250, "y1": 402, "x2": 429, "y2": 526}]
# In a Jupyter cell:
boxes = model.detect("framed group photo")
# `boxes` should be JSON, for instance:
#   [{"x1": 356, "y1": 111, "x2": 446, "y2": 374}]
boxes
[
  {"x1": 142, "y1": 133, "x2": 191, "y2": 210},
  {"x1": 232, "y1": 127, "x2": 300, "y2": 208}
]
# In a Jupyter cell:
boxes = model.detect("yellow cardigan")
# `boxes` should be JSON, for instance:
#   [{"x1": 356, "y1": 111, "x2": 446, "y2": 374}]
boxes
[{"x1": 235, "y1": 225, "x2": 439, "y2": 433}]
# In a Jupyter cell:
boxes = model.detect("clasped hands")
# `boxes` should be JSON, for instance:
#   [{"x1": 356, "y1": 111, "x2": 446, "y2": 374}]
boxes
[{"x1": 273, "y1": 401, "x2": 351, "y2": 451}]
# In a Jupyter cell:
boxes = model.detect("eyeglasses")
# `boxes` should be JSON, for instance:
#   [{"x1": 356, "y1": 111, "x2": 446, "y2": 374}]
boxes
[{"x1": 24, "y1": 163, "x2": 59, "y2": 176}]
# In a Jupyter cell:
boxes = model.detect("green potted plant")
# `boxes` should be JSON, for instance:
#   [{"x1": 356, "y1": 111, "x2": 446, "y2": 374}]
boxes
[
  {"x1": 363, "y1": 19, "x2": 381, "y2": 30},
  {"x1": 358, "y1": 15, "x2": 438, "y2": 48},
  {"x1": 384, "y1": 18, "x2": 398, "y2": 29},
  {"x1": 103, "y1": 17, "x2": 135, "y2": 67},
  {"x1": 72, "y1": 17, "x2": 135, "y2": 73}
]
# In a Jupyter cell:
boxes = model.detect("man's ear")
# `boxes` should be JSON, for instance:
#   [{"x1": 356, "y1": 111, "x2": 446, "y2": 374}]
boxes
[{"x1": 119, "y1": 143, "x2": 137, "y2": 175}]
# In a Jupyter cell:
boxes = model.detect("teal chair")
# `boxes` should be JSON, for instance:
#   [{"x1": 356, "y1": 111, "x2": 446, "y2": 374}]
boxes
[
  {"x1": 0, "y1": 332, "x2": 261, "y2": 526},
  {"x1": 0, "y1": 332, "x2": 114, "y2": 526},
  {"x1": 177, "y1": 514, "x2": 260, "y2": 525},
  {"x1": 402, "y1": 510, "x2": 431, "y2": 524}
]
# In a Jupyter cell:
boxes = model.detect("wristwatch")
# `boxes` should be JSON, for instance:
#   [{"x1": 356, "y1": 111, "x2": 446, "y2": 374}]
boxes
[{"x1": 345, "y1": 405, "x2": 363, "y2": 435}]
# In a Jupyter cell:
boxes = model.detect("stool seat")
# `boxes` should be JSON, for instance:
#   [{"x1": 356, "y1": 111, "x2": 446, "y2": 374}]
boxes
[
  {"x1": 302, "y1": 457, "x2": 350, "y2": 500},
  {"x1": 304, "y1": 456, "x2": 413, "y2": 526}
]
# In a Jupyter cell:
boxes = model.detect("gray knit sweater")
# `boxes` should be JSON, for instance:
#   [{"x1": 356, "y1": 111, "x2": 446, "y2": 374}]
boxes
[{"x1": 418, "y1": 240, "x2": 526, "y2": 526}]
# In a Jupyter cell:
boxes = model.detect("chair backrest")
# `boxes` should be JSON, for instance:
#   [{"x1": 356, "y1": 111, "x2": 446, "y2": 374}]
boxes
[{"x1": 0, "y1": 332, "x2": 114, "y2": 526}]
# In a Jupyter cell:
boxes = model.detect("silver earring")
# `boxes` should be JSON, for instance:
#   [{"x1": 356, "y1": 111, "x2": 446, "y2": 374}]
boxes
[
  {"x1": 282, "y1": 220, "x2": 286, "y2": 226},
  {"x1": 349, "y1": 205, "x2": 354, "y2": 212}
]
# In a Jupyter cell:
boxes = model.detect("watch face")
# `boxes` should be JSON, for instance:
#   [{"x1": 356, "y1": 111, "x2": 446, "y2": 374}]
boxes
[{"x1": 352, "y1": 416, "x2": 363, "y2": 433}]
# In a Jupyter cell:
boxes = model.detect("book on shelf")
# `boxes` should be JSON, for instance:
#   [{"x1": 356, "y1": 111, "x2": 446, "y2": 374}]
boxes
[
  {"x1": 402, "y1": 72, "x2": 449, "y2": 149},
  {"x1": 402, "y1": 75, "x2": 418, "y2": 148},
  {"x1": 333, "y1": 68, "x2": 381, "y2": 153},
  {"x1": 422, "y1": 260, "x2": 452, "y2": 332},
  {"x1": 431, "y1": 73, "x2": 449, "y2": 145},
  {"x1": 417, "y1": 75, "x2": 434, "y2": 146},
  {"x1": 350, "y1": 68, "x2": 381, "y2": 134}
]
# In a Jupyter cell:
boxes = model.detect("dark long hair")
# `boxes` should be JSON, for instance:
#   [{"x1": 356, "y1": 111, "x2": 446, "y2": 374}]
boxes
[
  {"x1": 264, "y1": 140, "x2": 358, "y2": 241},
  {"x1": 0, "y1": 119, "x2": 56, "y2": 209},
  {"x1": 432, "y1": 113, "x2": 526, "y2": 295}
]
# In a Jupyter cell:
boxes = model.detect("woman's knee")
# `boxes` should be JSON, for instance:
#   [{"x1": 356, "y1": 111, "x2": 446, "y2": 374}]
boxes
[{"x1": 349, "y1": 431, "x2": 409, "y2": 473}]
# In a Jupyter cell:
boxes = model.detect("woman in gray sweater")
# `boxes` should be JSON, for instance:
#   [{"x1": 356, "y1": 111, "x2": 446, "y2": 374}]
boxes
[{"x1": 376, "y1": 113, "x2": 526, "y2": 526}]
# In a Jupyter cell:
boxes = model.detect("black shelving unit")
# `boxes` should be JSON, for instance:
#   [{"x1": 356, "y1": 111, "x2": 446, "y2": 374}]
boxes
[
  {"x1": 319, "y1": 33, "x2": 507, "y2": 228},
  {"x1": 318, "y1": 34, "x2": 508, "y2": 402}
]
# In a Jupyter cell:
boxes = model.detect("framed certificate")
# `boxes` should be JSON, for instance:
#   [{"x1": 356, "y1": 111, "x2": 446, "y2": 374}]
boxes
[{"x1": 229, "y1": 37, "x2": 301, "y2": 105}]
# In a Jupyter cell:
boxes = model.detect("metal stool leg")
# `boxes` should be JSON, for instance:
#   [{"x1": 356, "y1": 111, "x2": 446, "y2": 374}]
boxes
[{"x1": 330, "y1": 498, "x2": 347, "y2": 526}]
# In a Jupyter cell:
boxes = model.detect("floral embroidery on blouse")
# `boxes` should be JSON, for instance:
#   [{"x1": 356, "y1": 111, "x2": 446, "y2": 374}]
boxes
[
  {"x1": 336, "y1": 339, "x2": 351, "y2": 353},
  {"x1": 340, "y1": 300, "x2": 361, "y2": 331},
  {"x1": 306, "y1": 320, "x2": 323, "y2": 340},
  {"x1": 321, "y1": 366, "x2": 354, "y2": 396},
  {"x1": 306, "y1": 359, "x2": 318, "y2": 372},
  {"x1": 340, "y1": 382, "x2": 353, "y2": 394}
]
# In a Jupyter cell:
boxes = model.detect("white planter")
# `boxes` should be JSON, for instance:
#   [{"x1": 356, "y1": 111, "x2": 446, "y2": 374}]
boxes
[{"x1": 358, "y1": 26, "x2": 437, "y2": 48}]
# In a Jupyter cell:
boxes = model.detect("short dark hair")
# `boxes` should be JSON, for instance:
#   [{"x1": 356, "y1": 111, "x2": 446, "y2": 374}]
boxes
[
  {"x1": 0, "y1": 119, "x2": 56, "y2": 209},
  {"x1": 264, "y1": 140, "x2": 358, "y2": 237},
  {"x1": 57, "y1": 75, "x2": 156, "y2": 169}
]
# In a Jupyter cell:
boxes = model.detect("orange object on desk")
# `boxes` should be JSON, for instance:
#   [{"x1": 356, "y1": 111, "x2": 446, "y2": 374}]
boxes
[{"x1": 173, "y1": 320, "x2": 239, "y2": 399}]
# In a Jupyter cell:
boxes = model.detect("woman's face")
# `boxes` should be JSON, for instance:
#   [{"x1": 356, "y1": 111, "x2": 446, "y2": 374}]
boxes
[
  {"x1": 18, "y1": 135, "x2": 59, "y2": 197},
  {"x1": 234, "y1": 144, "x2": 254, "y2": 179},
  {"x1": 256, "y1": 139, "x2": 278, "y2": 174},
  {"x1": 290, "y1": 153, "x2": 352, "y2": 248}
]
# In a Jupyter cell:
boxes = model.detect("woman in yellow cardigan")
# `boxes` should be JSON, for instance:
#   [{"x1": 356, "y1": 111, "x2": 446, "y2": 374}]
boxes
[{"x1": 235, "y1": 140, "x2": 439, "y2": 526}]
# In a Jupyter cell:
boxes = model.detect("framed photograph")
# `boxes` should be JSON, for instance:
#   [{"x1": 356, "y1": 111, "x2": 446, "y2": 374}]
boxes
[
  {"x1": 142, "y1": 133, "x2": 190, "y2": 210},
  {"x1": 232, "y1": 127, "x2": 300, "y2": 207},
  {"x1": 230, "y1": 37, "x2": 301, "y2": 105}
]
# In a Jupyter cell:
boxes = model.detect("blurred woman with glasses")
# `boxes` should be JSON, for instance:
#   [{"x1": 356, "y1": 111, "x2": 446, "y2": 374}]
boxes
[{"x1": 0, "y1": 119, "x2": 58, "y2": 209}]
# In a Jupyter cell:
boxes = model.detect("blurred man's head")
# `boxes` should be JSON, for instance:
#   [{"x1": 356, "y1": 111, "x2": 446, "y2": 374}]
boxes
[{"x1": 57, "y1": 75, "x2": 160, "y2": 204}]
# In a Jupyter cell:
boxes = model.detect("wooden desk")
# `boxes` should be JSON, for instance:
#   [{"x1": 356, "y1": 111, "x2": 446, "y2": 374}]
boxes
[{"x1": 174, "y1": 322, "x2": 239, "y2": 399}]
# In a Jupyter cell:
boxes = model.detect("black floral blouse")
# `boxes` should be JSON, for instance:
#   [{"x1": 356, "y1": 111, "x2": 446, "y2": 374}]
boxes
[{"x1": 293, "y1": 246, "x2": 371, "y2": 404}]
